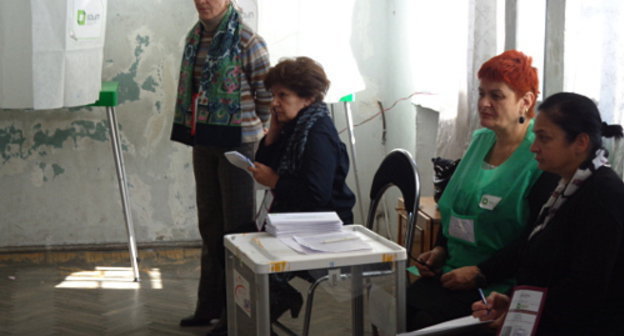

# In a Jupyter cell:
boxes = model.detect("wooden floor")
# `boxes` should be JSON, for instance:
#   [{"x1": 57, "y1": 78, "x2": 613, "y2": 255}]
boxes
[{"x1": 0, "y1": 247, "x2": 381, "y2": 336}]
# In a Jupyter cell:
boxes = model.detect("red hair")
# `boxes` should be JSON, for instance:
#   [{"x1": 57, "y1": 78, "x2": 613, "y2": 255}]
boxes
[{"x1": 478, "y1": 50, "x2": 539, "y2": 118}]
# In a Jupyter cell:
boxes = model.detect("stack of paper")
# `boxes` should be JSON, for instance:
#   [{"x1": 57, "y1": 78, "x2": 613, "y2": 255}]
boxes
[
  {"x1": 265, "y1": 212, "x2": 343, "y2": 237},
  {"x1": 292, "y1": 230, "x2": 370, "y2": 253}
]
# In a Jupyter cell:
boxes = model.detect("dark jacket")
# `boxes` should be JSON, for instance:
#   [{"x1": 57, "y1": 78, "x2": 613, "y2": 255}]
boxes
[
  {"x1": 481, "y1": 166, "x2": 624, "y2": 335},
  {"x1": 255, "y1": 112, "x2": 355, "y2": 224}
]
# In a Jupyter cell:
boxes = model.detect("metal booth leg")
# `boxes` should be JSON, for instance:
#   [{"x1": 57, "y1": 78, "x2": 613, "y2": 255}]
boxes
[{"x1": 105, "y1": 106, "x2": 140, "y2": 281}]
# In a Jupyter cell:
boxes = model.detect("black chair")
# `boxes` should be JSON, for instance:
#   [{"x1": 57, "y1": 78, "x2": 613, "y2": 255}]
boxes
[
  {"x1": 300, "y1": 148, "x2": 421, "y2": 336},
  {"x1": 366, "y1": 148, "x2": 421, "y2": 261}
]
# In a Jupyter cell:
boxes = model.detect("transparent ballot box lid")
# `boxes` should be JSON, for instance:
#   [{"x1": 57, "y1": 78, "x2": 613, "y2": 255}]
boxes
[{"x1": 224, "y1": 224, "x2": 407, "y2": 274}]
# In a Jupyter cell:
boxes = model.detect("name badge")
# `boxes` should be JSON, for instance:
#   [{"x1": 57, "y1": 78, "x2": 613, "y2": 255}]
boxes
[
  {"x1": 449, "y1": 216, "x2": 475, "y2": 243},
  {"x1": 479, "y1": 194, "x2": 502, "y2": 210}
]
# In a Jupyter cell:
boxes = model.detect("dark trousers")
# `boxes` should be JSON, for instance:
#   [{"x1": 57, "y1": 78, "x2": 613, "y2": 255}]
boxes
[
  {"x1": 405, "y1": 276, "x2": 480, "y2": 331},
  {"x1": 192, "y1": 142, "x2": 257, "y2": 318}
]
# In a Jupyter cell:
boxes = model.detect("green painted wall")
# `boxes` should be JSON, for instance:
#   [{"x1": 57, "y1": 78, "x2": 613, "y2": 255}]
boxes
[{"x1": 0, "y1": 2, "x2": 199, "y2": 247}]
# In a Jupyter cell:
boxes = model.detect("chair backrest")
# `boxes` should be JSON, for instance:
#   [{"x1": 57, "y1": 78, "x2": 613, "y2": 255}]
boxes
[{"x1": 366, "y1": 149, "x2": 420, "y2": 261}]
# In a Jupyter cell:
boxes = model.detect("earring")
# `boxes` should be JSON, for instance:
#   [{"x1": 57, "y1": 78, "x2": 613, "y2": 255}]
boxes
[{"x1": 519, "y1": 108, "x2": 527, "y2": 124}]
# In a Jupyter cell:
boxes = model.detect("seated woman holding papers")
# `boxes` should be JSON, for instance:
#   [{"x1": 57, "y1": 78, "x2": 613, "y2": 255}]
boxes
[
  {"x1": 248, "y1": 56, "x2": 355, "y2": 224},
  {"x1": 247, "y1": 56, "x2": 356, "y2": 328},
  {"x1": 472, "y1": 92, "x2": 624, "y2": 335}
]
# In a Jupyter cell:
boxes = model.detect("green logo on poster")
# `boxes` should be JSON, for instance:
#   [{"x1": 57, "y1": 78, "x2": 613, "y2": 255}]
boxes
[{"x1": 77, "y1": 10, "x2": 86, "y2": 25}]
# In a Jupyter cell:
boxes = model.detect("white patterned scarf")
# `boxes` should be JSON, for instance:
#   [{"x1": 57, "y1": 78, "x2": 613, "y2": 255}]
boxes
[{"x1": 529, "y1": 149, "x2": 609, "y2": 240}]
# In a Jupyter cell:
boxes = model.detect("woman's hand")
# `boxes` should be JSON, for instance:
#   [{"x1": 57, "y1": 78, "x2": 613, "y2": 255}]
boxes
[
  {"x1": 264, "y1": 108, "x2": 282, "y2": 145},
  {"x1": 440, "y1": 266, "x2": 481, "y2": 290},
  {"x1": 248, "y1": 162, "x2": 279, "y2": 189},
  {"x1": 415, "y1": 246, "x2": 447, "y2": 277},
  {"x1": 471, "y1": 291, "x2": 510, "y2": 330}
]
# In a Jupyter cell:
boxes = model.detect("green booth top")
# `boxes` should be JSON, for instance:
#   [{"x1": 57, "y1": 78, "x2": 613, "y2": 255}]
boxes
[{"x1": 90, "y1": 81, "x2": 119, "y2": 107}]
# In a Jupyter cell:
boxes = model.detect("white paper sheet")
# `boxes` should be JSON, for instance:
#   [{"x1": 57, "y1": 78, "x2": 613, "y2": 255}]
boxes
[
  {"x1": 293, "y1": 231, "x2": 371, "y2": 253},
  {"x1": 398, "y1": 315, "x2": 492, "y2": 336},
  {"x1": 278, "y1": 229, "x2": 372, "y2": 254},
  {"x1": 224, "y1": 151, "x2": 256, "y2": 170}
]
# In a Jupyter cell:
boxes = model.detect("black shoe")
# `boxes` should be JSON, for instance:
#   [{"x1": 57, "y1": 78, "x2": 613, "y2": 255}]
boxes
[{"x1": 179, "y1": 314, "x2": 218, "y2": 327}]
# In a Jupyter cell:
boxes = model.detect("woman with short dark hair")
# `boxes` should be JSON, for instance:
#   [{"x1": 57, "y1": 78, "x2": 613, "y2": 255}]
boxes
[
  {"x1": 248, "y1": 57, "x2": 356, "y2": 327},
  {"x1": 473, "y1": 92, "x2": 624, "y2": 335},
  {"x1": 263, "y1": 56, "x2": 330, "y2": 104},
  {"x1": 250, "y1": 57, "x2": 355, "y2": 224}
]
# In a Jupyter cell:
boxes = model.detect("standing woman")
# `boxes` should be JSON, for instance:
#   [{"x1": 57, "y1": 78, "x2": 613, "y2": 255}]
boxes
[
  {"x1": 406, "y1": 50, "x2": 557, "y2": 330},
  {"x1": 473, "y1": 92, "x2": 624, "y2": 335},
  {"x1": 170, "y1": 0, "x2": 271, "y2": 328}
]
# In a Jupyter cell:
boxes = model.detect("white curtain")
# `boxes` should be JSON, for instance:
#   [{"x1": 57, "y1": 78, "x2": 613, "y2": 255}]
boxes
[
  {"x1": 258, "y1": 0, "x2": 364, "y2": 102},
  {"x1": 564, "y1": 0, "x2": 624, "y2": 177},
  {"x1": 434, "y1": 0, "x2": 503, "y2": 159},
  {"x1": 432, "y1": 0, "x2": 624, "y2": 180}
]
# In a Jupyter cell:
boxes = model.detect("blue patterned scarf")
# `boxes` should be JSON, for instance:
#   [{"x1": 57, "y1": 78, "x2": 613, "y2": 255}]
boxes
[
  {"x1": 174, "y1": 4, "x2": 242, "y2": 129},
  {"x1": 278, "y1": 102, "x2": 329, "y2": 175}
]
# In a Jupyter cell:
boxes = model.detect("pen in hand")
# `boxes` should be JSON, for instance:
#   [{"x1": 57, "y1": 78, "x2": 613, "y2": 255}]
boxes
[
  {"x1": 414, "y1": 258, "x2": 440, "y2": 274},
  {"x1": 478, "y1": 288, "x2": 490, "y2": 314},
  {"x1": 414, "y1": 258, "x2": 431, "y2": 269},
  {"x1": 478, "y1": 288, "x2": 488, "y2": 304}
]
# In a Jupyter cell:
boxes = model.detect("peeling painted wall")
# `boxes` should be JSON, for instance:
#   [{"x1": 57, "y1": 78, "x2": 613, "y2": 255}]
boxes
[
  {"x1": 0, "y1": 1, "x2": 198, "y2": 248},
  {"x1": 1, "y1": 0, "x2": 435, "y2": 249}
]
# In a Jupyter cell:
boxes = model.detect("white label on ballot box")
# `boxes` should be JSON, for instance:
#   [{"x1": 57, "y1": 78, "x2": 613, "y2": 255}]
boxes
[{"x1": 233, "y1": 269, "x2": 252, "y2": 317}]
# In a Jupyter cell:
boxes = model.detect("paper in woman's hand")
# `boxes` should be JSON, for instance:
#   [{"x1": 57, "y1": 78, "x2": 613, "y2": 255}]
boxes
[
  {"x1": 397, "y1": 315, "x2": 492, "y2": 335},
  {"x1": 224, "y1": 151, "x2": 256, "y2": 171}
]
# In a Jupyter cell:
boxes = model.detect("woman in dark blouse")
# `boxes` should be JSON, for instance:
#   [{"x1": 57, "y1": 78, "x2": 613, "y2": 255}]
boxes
[
  {"x1": 247, "y1": 57, "x2": 356, "y2": 328},
  {"x1": 249, "y1": 56, "x2": 355, "y2": 223},
  {"x1": 473, "y1": 92, "x2": 624, "y2": 335}
]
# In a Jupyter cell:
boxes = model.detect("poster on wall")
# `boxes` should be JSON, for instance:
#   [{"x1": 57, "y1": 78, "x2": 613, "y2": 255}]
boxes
[{"x1": 0, "y1": 0, "x2": 107, "y2": 110}]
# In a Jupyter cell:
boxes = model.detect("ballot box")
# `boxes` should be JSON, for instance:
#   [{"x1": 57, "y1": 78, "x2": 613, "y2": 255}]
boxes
[{"x1": 224, "y1": 224, "x2": 407, "y2": 336}]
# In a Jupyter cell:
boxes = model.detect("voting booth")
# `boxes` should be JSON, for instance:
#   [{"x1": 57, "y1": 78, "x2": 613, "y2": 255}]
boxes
[
  {"x1": 0, "y1": 0, "x2": 107, "y2": 109},
  {"x1": 0, "y1": 1, "x2": 140, "y2": 280},
  {"x1": 224, "y1": 225, "x2": 407, "y2": 336}
]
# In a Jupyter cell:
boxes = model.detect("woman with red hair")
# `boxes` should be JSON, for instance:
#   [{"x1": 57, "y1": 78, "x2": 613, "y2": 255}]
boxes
[{"x1": 405, "y1": 50, "x2": 558, "y2": 330}]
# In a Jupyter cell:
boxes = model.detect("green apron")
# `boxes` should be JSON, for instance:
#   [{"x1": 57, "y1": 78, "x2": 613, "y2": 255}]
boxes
[{"x1": 438, "y1": 121, "x2": 542, "y2": 294}]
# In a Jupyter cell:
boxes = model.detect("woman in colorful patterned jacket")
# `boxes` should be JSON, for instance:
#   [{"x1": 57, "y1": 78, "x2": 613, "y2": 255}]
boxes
[{"x1": 170, "y1": 0, "x2": 271, "y2": 332}]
